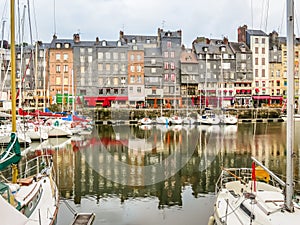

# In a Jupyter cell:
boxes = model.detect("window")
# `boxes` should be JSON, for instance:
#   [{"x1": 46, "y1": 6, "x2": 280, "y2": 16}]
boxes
[
  {"x1": 98, "y1": 52, "x2": 104, "y2": 59},
  {"x1": 255, "y1": 69, "x2": 258, "y2": 77},
  {"x1": 137, "y1": 54, "x2": 141, "y2": 61},
  {"x1": 241, "y1": 54, "x2": 246, "y2": 60},
  {"x1": 120, "y1": 53, "x2": 126, "y2": 60},
  {"x1": 113, "y1": 52, "x2": 118, "y2": 60},
  {"x1": 164, "y1": 62, "x2": 169, "y2": 69},
  {"x1": 262, "y1": 38, "x2": 265, "y2": 44},
  {"x1": 130, "y1": 65, "x2": 135, "y2": 72},
  {"x1": 164, "y1": 73, "x2": 169, "y2": 81},
  {"x1": 262, "y1": 81, "x2": 266, "y2": 87},
  {"x1": 55, "y1": 53, "x2": 61, "y2": 60},
  {"x1": 130, "y1": 76, "x2": 135, "y2": 83},
  {"x1": 151, "y1": 68, "x2": 156, "y2": 73},
  {"x1": 255, "y1": 58, "x2": 258, "y2": 65},
  {"x1": 170, "y1": 62, "x2": 175, "y2": 70},
  {"x1": 114, "y1": 64, "x2": 118, "y2": 72},
  {"x1": 64, "y1": 43, "x2": 70, "y2": 48},
  {"x1": 130, "y1": 54, "x2": 134, "y2": 61},
  {"x1": 167, "y1": 41, "x2": 172, "y2": 48},
  {"x1": 255, "y1": 81, "x2": 259, "y2": 87},
  {"x1": 80, "y1": 48, "x2": 85, "y2": 54},
  {"x1": 63, "y1": 53, "x2": 68, "y2": 60},
  {"x1": 137, "y1": 65, "x2": 142, "y2": 72},
  {"x1": 262, "y1": 69, "x2": 265, "y2": 77},
  {"x1": 121, "y1": 77, "x2": 126, "y2": 84},
  {"x1": 113, "y1": 78, "x2": 119, "y2": 85},
  {"x1": 137, "y1": 87, "x2": 141, "y2": 93},
  {"x1": 137, "y1": 75, "x2": 142, "y2": 83},
  {"x1": 80, "y1": 56, "x2": 85, "y2": 63},
  {"x1": 56, "y1": 65, "x2": 61, "y2": 72},
  {"x1": 98, "y1": 63, "x2": 103, "y2": 71},
  {"x1": 80, "y1": 66, "x2": 85, "y2": 73},
  {"x1": 121, "y1": 64, "x2": 126, "y2": 72},
  {"x1": 56, "y1": 43, "x2": 61, "y2": 48},
  {"x1": 255, "y1": 47, "x2": 258, "y2": 54},
  {"x1": 105, "y1": 52, "x2": 111, "y2": 59},
  {"x1": 88, "y1": 48, "x2": 93, "y2": 53},
  {"x1": 63, "y1": 65, "x2": 68, "y2": 73},
  {"x1": 170, "y1": 51, "x2": 175, "y2": 58},
  {"x1": 99, "y1": 78, "x2": 103, "y2": 85},
  {"x1": 255, "y1": 38, "x2": 259, "y2": 44},
  {"x1": 106, "y1": 64, "x2": 111, "y2": 71},
  {"x1": 262, "y1": 48, "x2": 265, "y2": 54},
  {"x1": 171, "y1": 73, "x2": 175, "y2": 82},
  {"x1": 262, "y1": 58, "x2": 265, "y2": 65},
  {"x1": 164, "y1": 52, "x2": 168, "y2": 58},
  {"x1": 88, "y1": 56, "x2": 93, "y2": 63},
  {"x1": 151, "y1": 59, "x2": 156, "y2": 64},
  {"x1": 56, "y1": 76, "x2": 61, "y2": 84}
]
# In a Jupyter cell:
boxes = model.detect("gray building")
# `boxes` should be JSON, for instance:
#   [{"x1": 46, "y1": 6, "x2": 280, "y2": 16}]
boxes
[{"x1": 73, "y1": 35, "x2": 128, "y2": 107}]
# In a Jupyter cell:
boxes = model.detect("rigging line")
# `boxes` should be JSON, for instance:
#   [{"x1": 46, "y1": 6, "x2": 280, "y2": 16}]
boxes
[
  {"x1": 259, "y1": 0, "x2": 266, "y2": 30},
  {"x1": 264, "y1": 0, "x2": 270, "y2": 33},
  {"x1": 0, "y1": 0, "x2": 8, "y2": 22},
  {"x1": 279, "y1": 1, "x2": 286, "y2": 34},
  {"x1": 53, "y1": 0, "x2": 56, "y2": 35},
  {"x1": 26, "y1": 0, "x2": 33, "y2": 45},
  {"x1": 32, "y1": 0, "x2": 39, "y2": 41},
  {"x1": 250, "y1": 0, "x2": 253, "y2": 29},
  {"x1": 295, "y1": 5, "x2": 300, "y2": 37}
]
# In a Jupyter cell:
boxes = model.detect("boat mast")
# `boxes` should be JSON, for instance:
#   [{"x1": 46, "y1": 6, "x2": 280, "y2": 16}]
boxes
[
  {"x1": 11, "y1": 0, "x2": 17, "y2": 132},
  {"x1": 286, "y1": 0, "x2": 294, "y2": 212}
]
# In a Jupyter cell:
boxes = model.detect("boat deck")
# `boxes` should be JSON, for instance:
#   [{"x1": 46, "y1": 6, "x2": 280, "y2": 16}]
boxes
[{"x1": 71, "y1": 213, "x2": 95, "y2": 225}]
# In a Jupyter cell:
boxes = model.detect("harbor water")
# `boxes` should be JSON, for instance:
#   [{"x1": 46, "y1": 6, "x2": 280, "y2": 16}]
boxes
[{"x1": 27, "y1": 122, "x2": 300, "y2": 225}]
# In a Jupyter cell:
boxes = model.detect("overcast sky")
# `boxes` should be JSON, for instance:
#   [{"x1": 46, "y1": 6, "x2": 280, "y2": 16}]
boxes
[{"x1": 0, "y1": 0, "x2": 298, "y2": 47}]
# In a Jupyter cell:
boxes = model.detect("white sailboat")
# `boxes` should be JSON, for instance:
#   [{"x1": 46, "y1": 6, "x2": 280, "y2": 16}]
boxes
[
  {"x1": 0, "y1": 1, "x2": 59, "y2": 224},
  {"x1": 210, "y1": 1, "x2": 300, "y2": 224}
]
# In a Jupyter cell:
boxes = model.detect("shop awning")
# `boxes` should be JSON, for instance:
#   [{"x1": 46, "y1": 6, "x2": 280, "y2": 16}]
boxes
[{"x1": 252, "y1": 95, "x2": 270, "y2": 100}]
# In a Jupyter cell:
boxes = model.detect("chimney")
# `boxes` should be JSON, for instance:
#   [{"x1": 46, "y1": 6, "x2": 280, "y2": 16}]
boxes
[
  {"x1": 96, "y1": 37, "x2": 99, "y2": 44},
  {"x1": 52, "y1": 34, "x2": 57, "y2": 40},
  {"x1": 238, "y1": 25, "x2": 247, "y2": 43},
  {"x1": 177, "y1": 30, "x2": 182, "y2": 37},
  {"x1": 73, "y1": 33, "x2": 80, "y2": 43},
  {"x1": 223, "y1": 36, "x2": 228, "y2": 45},
  {"x1": 119, "y1": 31, "x2": 124, "y2": 39}
]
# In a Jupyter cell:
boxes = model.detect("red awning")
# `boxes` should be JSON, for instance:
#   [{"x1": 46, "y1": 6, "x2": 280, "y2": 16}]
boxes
[
  {"x1": 252, "y1": 95, "x2": 270, "y2": 100},
  {"x1": 270, "y1": 96, "x2": 283, "y2": 100}
]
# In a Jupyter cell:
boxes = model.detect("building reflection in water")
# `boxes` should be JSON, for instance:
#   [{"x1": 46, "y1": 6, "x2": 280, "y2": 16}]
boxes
[{"x1": 49, "y1": 122, "x2": 300, "y2": 208}]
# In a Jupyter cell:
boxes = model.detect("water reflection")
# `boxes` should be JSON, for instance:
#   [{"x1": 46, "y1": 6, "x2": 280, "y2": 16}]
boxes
[{"x1": 24, "y1": 122, "x2": 300, "y2": 225}]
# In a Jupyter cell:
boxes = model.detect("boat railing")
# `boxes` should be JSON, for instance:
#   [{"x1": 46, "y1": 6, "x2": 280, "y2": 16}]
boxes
[
  {"x1": 21, "y1": 155, "x2": 54, "y2": 178},
  {"x1": 215, "y1": 167, "x2": 286, "y2": 194}
]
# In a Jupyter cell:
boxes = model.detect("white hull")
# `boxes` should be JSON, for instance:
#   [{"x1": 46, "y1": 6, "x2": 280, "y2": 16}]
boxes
[
  {"x1": 213, "y1": 167, "x2": 300, "y2": 225},
  {"x1": 1, "y1": 156, "x2": 59, "y2": 225},
  {"x1": 170, "y1": 116, "x2": 183, "y2": 125},
  {"x1": 156, "y1": 116, "x2": 169, "y2": 125}
]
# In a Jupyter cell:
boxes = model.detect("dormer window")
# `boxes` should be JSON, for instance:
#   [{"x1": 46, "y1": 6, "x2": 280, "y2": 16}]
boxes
[
  {"x1": 132, "y1": 39, "x2": 136, "y2": 44},
  {"x1": 64, "y1": 43, "x2": 70, "y2": 48},
  {"x1": 146, "y1": 39, "x2": 150, "y2": 44},
  {"x1": 117, "y1": 41, "x2": 121, "y2": 47},
  {"x1": 102, "y1": 41, "x2": 107, "y2": 46},
  {"x1": 56, "y1": 43, "x2": 61, "y2": 48},
  {"x1": 220, "y1": 46, "x2": 226, "y2": 52},
  {"x1": 203, "y1": 47, "x2": 208, "y2": 52}
]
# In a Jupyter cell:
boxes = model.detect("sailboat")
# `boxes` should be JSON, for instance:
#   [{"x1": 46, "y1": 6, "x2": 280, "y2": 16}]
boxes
[
  {"x1": 0, "y1": 1, "x2": 59, "y2": 224},
  {"x1": 210, "y1": 1, "x2": 300, "y2": 224}
]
